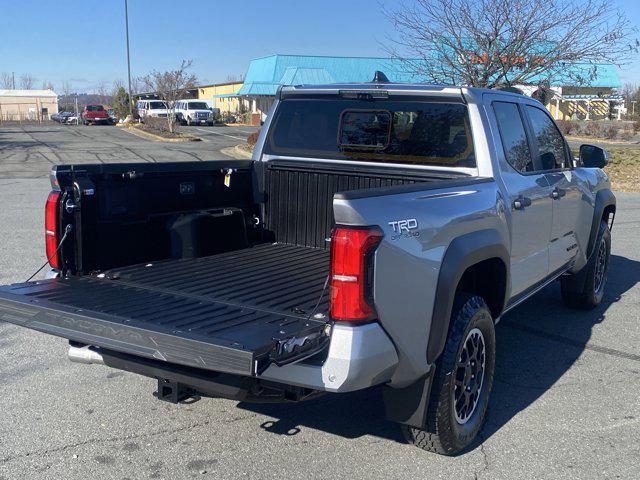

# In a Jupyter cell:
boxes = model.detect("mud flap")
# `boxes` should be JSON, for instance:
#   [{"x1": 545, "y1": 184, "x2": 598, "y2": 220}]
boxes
[{"x1": 382, "y1": 372, "x2": 433, "y2": 428}]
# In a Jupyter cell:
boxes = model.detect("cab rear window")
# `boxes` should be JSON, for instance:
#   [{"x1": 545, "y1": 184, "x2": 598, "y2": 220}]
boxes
[{"x1": 265, "y1": 99, "x2": 475, "y2": 167}]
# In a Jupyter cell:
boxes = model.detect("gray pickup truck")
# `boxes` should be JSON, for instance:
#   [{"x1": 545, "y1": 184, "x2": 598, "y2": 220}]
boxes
[{"x1": 0, "y1": 77, "x2": 615, "y2": 455}]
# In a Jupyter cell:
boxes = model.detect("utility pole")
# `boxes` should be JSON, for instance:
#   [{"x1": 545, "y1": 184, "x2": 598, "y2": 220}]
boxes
[{"x1": 124, "y1": 0, "x2": 133, "y2": 116}]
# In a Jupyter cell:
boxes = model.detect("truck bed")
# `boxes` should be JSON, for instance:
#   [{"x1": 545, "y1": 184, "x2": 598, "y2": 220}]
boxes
[{"x1": 0, "y1": 243, "x2": 330, "y2": 376}]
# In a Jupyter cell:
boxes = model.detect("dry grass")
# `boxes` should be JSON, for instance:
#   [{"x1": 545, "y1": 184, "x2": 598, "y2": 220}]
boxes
[{"x1": 603, "y1": 148, "x2": 640, "y2": 192}]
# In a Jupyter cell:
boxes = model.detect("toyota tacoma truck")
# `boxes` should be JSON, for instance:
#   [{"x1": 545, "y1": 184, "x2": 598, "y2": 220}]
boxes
[{"x1": 0, "y1": 76, "x2": 615, "y2": 455}]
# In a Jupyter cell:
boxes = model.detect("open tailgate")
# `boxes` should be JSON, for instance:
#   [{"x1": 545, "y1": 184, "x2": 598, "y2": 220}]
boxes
[{"x1": 0, "y1": 245, "x2": 331, "y2": 376}]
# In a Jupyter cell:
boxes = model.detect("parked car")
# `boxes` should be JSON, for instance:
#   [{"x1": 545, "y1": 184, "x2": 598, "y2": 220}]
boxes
[
  {"x1": 0, "y1": 77, "x2": 615, "y2": 456},
  {"x1": 82, "y1": 105, "x2": 111, "y2": 125},
  {"x1": 135, "y1": 100, "x2": 170, "y2": 123},
  {"x1": 51, "y1": 111, "x2": 74, "y2": 123},
  {"x1": 65, "y1": 113, "x2": 79, "y2": 125},
  {"x1": 175, "y1": 100, "x2": 214, "y2": 126}
]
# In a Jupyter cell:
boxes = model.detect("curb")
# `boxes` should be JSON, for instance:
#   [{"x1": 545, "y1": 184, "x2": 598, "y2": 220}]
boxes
[
  {"x1": 220, "y1": 144, "x2": 253, "y2": 159},
  {"x1": 124, "y1": 127, "x2": 202, "y2": 143}
]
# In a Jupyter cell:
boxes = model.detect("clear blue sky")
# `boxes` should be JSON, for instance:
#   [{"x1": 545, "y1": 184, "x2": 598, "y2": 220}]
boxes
[{"x1": 0, "y1": 0, "x2": 639, "y2": 93}]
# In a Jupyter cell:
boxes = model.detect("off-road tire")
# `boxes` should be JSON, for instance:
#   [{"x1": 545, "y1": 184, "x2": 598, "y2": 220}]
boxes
[
  {"x1": 402, "y1": 294, "x2": 495, "y2": 455},
  {"x1": 561, "y1": 220, "x2": 611, "y2": 309}
]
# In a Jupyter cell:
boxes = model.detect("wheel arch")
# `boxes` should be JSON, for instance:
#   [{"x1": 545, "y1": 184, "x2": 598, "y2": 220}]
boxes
[
  {"x1": 426, "y1": 229, "x2": 509, "y2": 365},
  {"x1": 587, "y1": 189, "x2": 616, "y2": 259}
]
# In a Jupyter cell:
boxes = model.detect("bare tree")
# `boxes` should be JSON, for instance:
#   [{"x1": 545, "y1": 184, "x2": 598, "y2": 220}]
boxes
[
  {"x1": 111, "y1": 79, "x2": 125, "y2": 94},
  {"x1": 621, "y1": 83, "x2": 638, "y2": 101},
  {"x1": 58, "y1": 81, "x2": 75, "y2": 113},
  {"x1": 20, "y1": 73, "x2": 36, "y2": 89},
  {"x1": 1, "y1": 72, "x2": 13, "y2": 89},
  {"x1": 384, "y1": 0, "x2": 638, "y2": 89},
  {"x1": 61, "y1": 81, "x2": 72, "y2": 97},
  {"x1": 131, "y1": 76, "x2": 143, "y2": 95},
  {"x1": 620, "y1": 82, "x2": 640, "y2": 117},
  {"x1": 41, "y1": 80, "x2": 55, "y2": 90},
  {"x1": 141, "y1": 60, "x2": 198, "y2": 133},
  {"x1": 95, "y1": 80, "x2": 109, "y2": 104}
]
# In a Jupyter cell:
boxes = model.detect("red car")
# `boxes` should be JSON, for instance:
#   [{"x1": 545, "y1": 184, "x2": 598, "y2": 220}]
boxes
[{"x1": 82, "y1": 104, "x2": 111, "y2": 125}]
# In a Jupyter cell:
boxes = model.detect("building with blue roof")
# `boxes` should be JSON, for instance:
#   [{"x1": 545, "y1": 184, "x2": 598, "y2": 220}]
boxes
[{"x1": 211, "y1": 54, "x2": 622, "y2": 123}]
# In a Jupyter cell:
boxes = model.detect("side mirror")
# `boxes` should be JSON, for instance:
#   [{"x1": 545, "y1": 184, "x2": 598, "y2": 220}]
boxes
[{"x1": 579, "y1": 144, "x2": 608, "y2": 168}]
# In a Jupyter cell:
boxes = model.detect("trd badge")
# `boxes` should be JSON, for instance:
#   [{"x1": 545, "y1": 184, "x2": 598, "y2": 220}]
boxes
[{"x1": 388, "y1": 218, "x2": 420, "y2": 240}]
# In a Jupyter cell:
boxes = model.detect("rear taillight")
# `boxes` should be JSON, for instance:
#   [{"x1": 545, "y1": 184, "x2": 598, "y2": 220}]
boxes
[
  {"x1": 330, "y1": 226, "x2": 383, "y2": 322},
  {"x1": 45, "y1": 191, "x2": 61, "y2": 269}
]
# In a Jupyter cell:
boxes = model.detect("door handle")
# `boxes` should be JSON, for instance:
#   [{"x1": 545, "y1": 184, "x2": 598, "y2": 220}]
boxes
[
  {"x1": 513, "y1": 196, "x2": 532, "y2": 210},
  {"x1": 551, "y1": 188, "x2": 566, "y2": 200}
]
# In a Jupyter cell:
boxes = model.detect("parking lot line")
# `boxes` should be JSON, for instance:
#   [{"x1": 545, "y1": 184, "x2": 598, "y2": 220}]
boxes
[{"x1": 195, "y1": 128, "x2": 245, "y2": 140}]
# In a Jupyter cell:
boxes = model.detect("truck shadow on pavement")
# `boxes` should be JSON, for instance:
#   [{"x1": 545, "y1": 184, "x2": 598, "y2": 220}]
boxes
[{"x1": 238, "y1": 254, "x2": 640, "y2": 448}]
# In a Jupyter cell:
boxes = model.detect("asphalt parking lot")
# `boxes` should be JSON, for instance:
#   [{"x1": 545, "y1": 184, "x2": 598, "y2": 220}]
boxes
[
  {"x1": 0, "y1": 126, "x2": 639, "y2": 479},
  {"x1": 0, "y1": 123, "x2": 259, "y2": 179}
]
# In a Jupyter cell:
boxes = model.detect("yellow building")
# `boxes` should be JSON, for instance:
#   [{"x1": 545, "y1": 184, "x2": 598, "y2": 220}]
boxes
[
  {"x1": 546, "y1": 87, "x2": 623, "y2": 121},
  {"x1": 197, "y1": 82, "x2": 244, "y2": 113}
]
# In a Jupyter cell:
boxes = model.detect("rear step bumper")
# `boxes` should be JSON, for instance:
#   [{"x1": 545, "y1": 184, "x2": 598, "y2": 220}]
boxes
[
  {"x1": 260, "y1": 322, "x2": 399, "y2": 392},
  {"x1": 66, "y1": 323, "x2": 399, "y2": 393}
]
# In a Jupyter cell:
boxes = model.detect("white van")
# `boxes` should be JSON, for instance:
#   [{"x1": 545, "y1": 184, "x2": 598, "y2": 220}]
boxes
[
  {"x1": 175, "y1": 100, "x2": 215, "y2": 126},
  {"x1": 136, "y1": 100, "x2": 170, "y2": 122}
]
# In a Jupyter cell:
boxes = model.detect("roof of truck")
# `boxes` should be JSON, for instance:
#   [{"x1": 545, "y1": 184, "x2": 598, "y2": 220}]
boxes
[
  {"x1": 281, "y1": 82, "x2": 533, "y2": 100},
  {"x1": 278, "y1": 83, "x2": 548, "y2": 110}
]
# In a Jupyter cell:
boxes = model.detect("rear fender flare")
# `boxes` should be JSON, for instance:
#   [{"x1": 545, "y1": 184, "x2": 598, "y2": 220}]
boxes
[
  {"x1": 426, "y1": 229, "x2": 509, "y2": 364},
  {"x1": 383, "y1": 230, "x2": 509, "y2": 429}
]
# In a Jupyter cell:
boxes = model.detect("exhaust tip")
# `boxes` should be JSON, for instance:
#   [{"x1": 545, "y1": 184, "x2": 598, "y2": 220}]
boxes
[{"x1": 68, "y1": 345, "x2": 104, "y2": 365}]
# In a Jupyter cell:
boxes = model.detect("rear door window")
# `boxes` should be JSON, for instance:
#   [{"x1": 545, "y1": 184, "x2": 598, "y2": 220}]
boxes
[
  {"x1": 492, "y1": 101, "x2": 534, "y2": 173},
  {"x1": 265, "y1": 99, "x2": 475, "y2": 167}
]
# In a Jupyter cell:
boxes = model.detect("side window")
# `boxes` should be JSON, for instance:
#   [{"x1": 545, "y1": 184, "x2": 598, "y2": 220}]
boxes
[
  {"x1": 525, "y1": 106, "x2": 569, "y2": 170},
  {"x1": 492, "y1": 101, "x2": 534, "y2": 174}
]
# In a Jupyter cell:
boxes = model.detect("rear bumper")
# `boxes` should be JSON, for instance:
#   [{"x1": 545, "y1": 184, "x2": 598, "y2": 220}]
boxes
[
  {"x1": 259, "y1": 322, "x2": 398, "y2": 393},
  {"x1": 66, "y1": 322, "x2": 399, "y2": 394}
]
